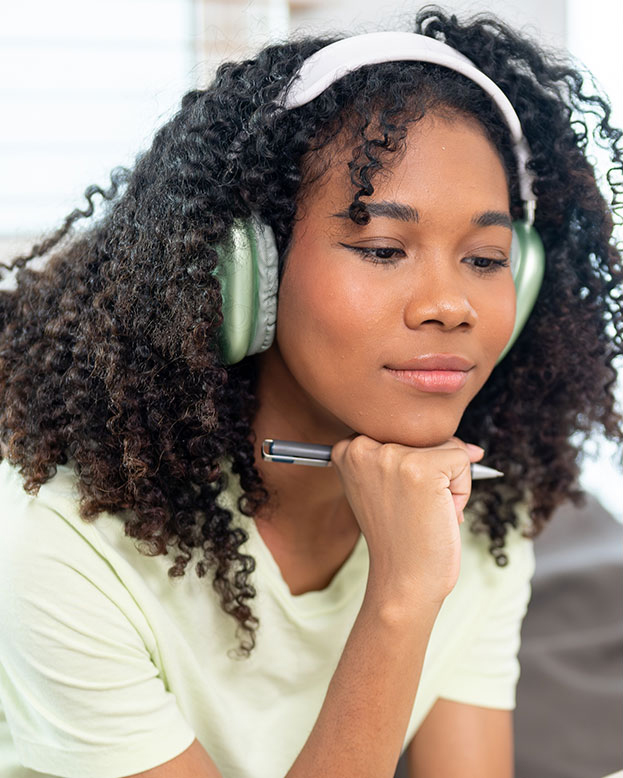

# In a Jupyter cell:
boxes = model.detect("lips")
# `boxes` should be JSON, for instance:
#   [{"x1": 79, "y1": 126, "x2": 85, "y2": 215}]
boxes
[
  {"x1": 385, "y1": 354, "x2": 475, "y2": 371},
  {"x1": 384, "y1": 354, "x2": 475, "y2": 394}
]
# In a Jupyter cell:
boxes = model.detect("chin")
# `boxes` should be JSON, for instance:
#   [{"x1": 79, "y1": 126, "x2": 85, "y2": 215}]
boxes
[{"x1": 349, "y1": 416, "x2": 463, "y2": 449}]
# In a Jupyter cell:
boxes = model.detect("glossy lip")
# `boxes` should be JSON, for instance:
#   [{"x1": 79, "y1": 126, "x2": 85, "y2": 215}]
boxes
[{"x1": 384, "y1": 354, "x2": 475, "y2": 394}]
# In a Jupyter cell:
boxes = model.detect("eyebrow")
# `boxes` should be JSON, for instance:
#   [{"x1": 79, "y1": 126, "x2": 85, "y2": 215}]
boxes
[
  {"x1": 472, "y1": 210, "x2": 513, "y2": 230},
  {"x1": 331, "y1": 201, "x2": 512, "y2": 230},
  {"x1": 332, "y1": 201, "x2": 418, "y2": 222}
]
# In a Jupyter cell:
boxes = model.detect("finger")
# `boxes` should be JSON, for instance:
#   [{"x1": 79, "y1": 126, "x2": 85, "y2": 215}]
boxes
[
  {"x1": 330, "y1": 433, "x2": 380, "y2": 466},
  {"x1": 434, "y1": 449, "x2": 473, "y2": 515},
  {"x1": 465, "y1": 445, "x2": 485, "y2": 462},
  {"x1": 450, "y1": 436, "x2": 485, "y2": 462}
]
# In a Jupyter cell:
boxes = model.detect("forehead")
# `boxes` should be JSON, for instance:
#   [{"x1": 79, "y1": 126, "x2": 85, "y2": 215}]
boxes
[{"x1": 297, "y1": 112, "x2": 510, "y2": 217}]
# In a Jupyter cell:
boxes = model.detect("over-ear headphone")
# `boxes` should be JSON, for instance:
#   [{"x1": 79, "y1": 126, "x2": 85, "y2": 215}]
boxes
[{"x1": 214, "y1": 32, "x2": 545, "y2": 366}]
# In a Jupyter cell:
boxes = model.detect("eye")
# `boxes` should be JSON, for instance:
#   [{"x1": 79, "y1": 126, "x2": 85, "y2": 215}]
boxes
[
  {"x1": 339, "y1": 243, "x2": 404, "y2": 266},
  {"x1": 464, "y1": 256, "x2": 510, "y2": 275}
]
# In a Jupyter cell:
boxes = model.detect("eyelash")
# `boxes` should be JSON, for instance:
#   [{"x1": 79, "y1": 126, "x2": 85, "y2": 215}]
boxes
[{"x1": 342, "y1": 245, "x2": 510, "y2": 274}]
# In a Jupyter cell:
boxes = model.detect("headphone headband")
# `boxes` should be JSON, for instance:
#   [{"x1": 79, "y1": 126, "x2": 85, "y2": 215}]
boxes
[{"x1": 278, "y1": 31, "x2": 535, "y2": 222}]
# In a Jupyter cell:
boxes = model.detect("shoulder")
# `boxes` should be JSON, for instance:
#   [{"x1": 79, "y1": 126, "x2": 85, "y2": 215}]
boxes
[
  {"x1": 0, "y1": 460, "x2": 198, "y2": 777},
  {"x1": 0, "y1": 457, "x2": 100, "y2": 547},
  {"x1": 0, "y1": 458, "x2": 83, "y2": 558},
  {"x1": 460, "y1": 501, "x2": 536, "y2": 591},
  {"x1": 0, "y1": 459, "x2": 136, "y2": 612}
]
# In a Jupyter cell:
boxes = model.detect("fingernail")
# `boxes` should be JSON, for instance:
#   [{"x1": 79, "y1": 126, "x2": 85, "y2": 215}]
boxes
[{"x1": 466, "y1": 444, "x2": 485, "y2": 455}]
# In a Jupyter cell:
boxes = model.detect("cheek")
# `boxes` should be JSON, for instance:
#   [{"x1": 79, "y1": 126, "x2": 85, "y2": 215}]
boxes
[
  {"x1": 277, "y1": 252, "x2": 384, "y2": 358},
  {"x1": 484, "y1": 276, "x2": 517, "y2": 352}
]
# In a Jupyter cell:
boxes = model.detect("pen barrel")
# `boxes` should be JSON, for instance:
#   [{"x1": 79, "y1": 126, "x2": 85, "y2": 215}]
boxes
[
  {"x1": 269, "y1": 440, "x2": 332, "y2": 461},
  {"x1": 264, "y1": 439, "x2": 504, "y2": 478}
]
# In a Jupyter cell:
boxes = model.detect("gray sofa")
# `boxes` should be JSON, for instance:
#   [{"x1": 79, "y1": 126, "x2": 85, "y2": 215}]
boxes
[{"x1": 514, "y1": 493, "x2": 622, "y2": 778}]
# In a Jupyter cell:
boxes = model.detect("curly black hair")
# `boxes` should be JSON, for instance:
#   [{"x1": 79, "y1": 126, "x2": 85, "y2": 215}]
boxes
[{"x1": 0, "y1": 6, "x2": 621, "y2": 658}]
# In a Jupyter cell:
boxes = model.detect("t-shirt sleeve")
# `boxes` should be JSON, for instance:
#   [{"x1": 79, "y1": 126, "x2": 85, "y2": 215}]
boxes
[
  {"x1": 436, "y1": 530, "x2": 536, "y2": 710},
  {"x1": 0, "y1": 480, "x2": 196, "y2": 778}
]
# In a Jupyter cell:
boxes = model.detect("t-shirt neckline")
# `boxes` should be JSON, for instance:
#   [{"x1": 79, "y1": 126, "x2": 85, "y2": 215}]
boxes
[{"x1": 245, "y1": 516, "x2": 367, "y2": 609}]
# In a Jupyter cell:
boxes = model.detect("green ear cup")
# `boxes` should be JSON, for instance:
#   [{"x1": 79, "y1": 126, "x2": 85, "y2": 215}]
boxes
[
  {"x1": 496, "y1": 220, "x2": 545, "y2": 365},
  {"x1": 214, "y1": 218, "x2": 279, "y2": 365}
]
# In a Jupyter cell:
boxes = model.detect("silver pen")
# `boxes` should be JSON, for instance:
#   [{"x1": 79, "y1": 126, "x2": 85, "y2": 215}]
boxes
[{"x1": 262, "y1": 439, "x2": 504, "y2": 479}]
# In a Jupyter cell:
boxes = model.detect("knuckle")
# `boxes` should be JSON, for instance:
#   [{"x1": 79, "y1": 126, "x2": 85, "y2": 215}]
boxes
[
  {"x1": 330, "y1": 440, "x2": 346, "y2": 462},
  {"x1": 397, "y1": 454, "x2": 425, "y2": 481},
  {"x1": 377, "y1": 444, "x2": 399, "y2": 469},
  {"x1": 344, "y1": 435, "x2": 373, "y2": 463}
]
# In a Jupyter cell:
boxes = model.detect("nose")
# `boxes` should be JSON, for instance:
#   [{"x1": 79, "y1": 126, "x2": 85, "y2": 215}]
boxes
[{"x1": 402, "y1": 261, "x2": 478, "y2": 331}]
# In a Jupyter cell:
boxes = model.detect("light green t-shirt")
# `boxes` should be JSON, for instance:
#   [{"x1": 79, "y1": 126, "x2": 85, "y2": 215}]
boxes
[{"x1": 0, "y1": 459, "x2": 534, "y2": 778}]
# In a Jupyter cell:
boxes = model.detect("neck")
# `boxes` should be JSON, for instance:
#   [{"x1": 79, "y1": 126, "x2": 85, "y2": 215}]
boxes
[{"x1": 249, "y1": 346, "x2": 359, "y2": 547}]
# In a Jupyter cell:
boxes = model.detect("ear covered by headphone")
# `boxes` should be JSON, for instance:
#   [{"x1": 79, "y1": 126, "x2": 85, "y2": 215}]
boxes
[
  {"x1": 213, "y1": 218, "x2": 279, "y2": 366},
  {"x1": 499, "y1": 219, "x2": 545, "y2": 363},
  {"x1": 214, "y1": 32, "x2": 546, "y2": 367}
]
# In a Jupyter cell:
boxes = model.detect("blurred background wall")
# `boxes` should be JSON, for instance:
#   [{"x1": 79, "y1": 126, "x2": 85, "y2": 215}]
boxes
[{"x1": 1, "y1": 0, "x2": 621, "y2": 517}]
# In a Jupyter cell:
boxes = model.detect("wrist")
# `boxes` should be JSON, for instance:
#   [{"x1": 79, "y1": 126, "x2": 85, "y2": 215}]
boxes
[{"x1": 363, "y1": 569, "x2": 445, "y2": 624}]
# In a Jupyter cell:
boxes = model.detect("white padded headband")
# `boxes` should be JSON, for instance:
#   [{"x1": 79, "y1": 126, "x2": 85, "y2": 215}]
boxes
[{"x1": 278, "y1": 31, "x2": 536, "y2": 223}]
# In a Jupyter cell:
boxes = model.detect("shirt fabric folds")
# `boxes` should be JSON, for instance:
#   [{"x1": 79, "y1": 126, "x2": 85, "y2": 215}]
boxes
[{"x1": 0, "y1": 459, "x2": 535, "y2": 778}]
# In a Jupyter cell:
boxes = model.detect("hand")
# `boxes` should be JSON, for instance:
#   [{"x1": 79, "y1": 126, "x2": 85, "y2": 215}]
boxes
[{"x1": 330, "y1": 434, "x2": 485, "y2": 605}]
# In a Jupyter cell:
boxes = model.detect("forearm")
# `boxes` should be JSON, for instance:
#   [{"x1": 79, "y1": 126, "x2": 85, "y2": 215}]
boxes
[{"x1": 285, "y1": 575, "x2": 441, "y2": 778}]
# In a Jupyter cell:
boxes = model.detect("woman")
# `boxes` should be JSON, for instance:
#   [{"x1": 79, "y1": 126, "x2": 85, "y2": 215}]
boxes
[{"x1": 0, "y1": 7, "x2": 621, "y2": 778}]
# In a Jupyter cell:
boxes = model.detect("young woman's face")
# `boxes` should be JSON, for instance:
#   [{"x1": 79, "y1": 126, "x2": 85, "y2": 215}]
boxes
[{"x1": 269, "y1": 112, "x2": 516, "y2": 447}]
